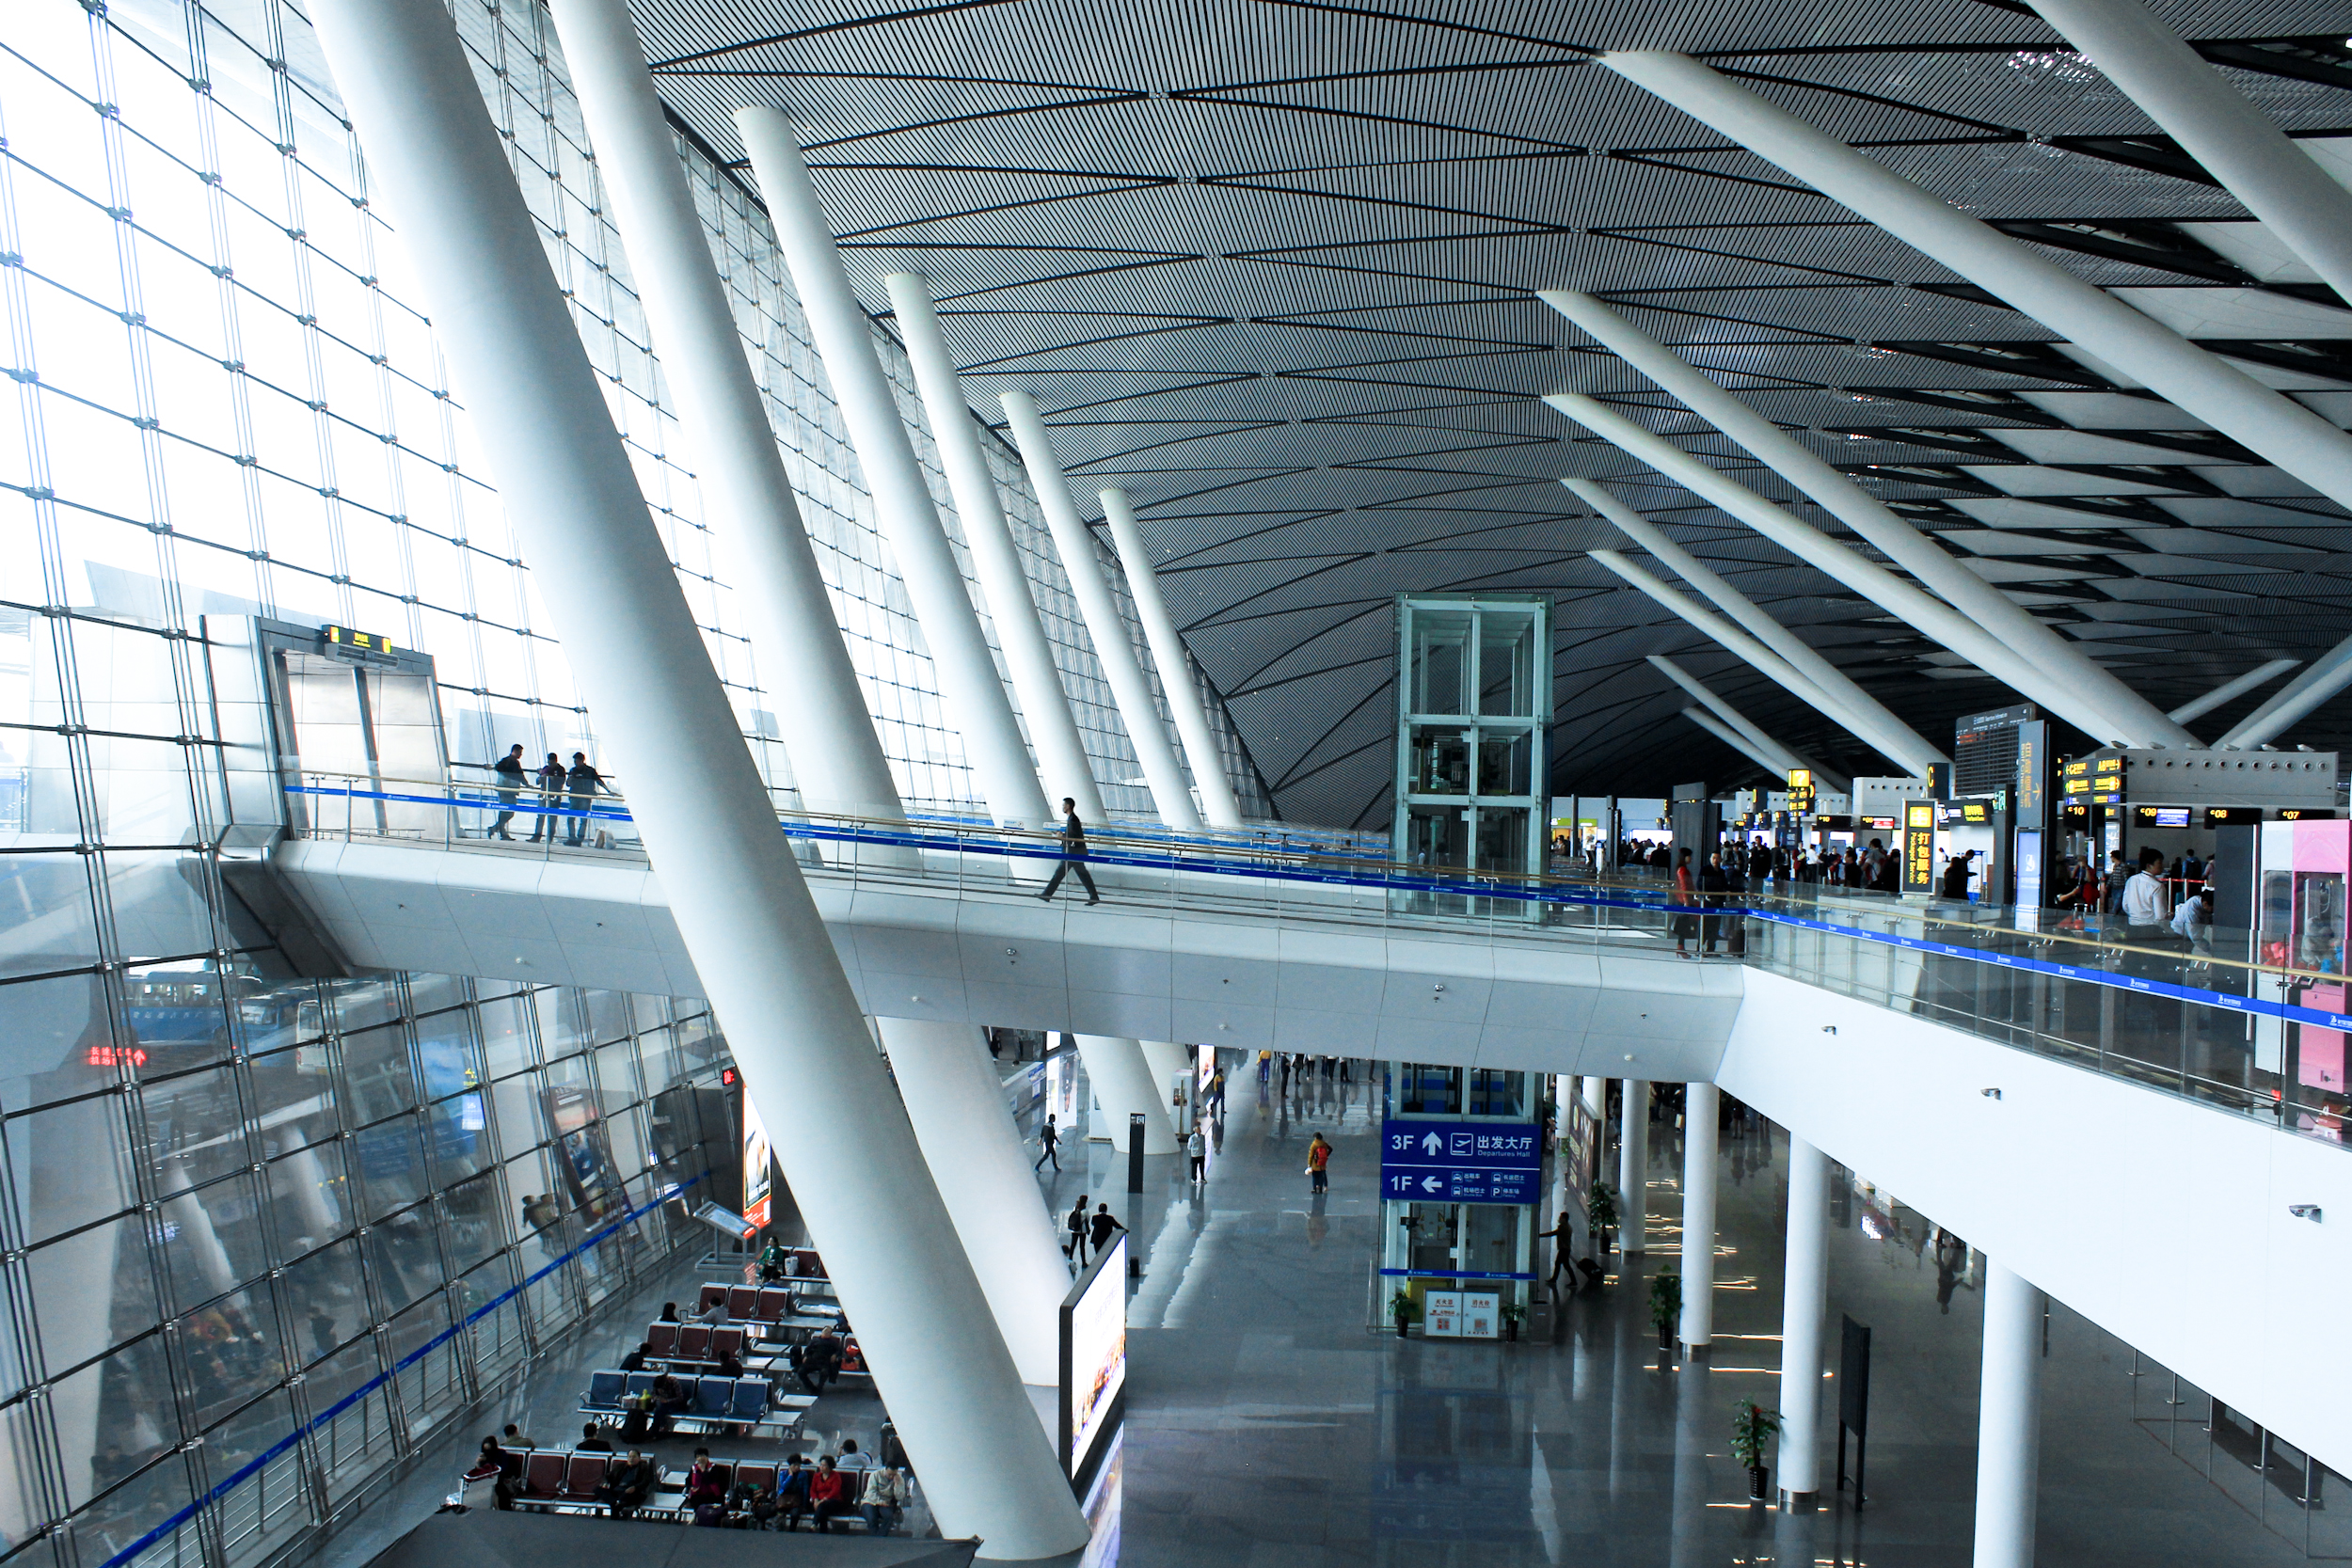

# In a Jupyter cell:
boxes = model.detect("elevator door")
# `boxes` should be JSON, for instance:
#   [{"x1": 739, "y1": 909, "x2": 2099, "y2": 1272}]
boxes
[{"x1": 273, "y1": 652, "x2": 447, "y2": 837}]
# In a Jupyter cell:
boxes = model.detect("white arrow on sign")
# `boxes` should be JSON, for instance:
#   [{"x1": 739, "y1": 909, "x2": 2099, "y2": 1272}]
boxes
[
  {"x1": 1421, "y1": 1176, "x2": 1443, "y2": 1194},
  {"x1": 1421, "y1": 1132, "x2": 1444, "y2": 1156}
]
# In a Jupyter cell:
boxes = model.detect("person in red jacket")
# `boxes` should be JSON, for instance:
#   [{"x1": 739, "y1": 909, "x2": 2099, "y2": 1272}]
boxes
[{"x1": 806, "y1": 1456, "x2": 854, "y2": 1532}]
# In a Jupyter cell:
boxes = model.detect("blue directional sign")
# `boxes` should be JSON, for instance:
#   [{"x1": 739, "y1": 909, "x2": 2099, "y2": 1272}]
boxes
[{"x1": 1379, "y1": 1119, "x2": 1542, "y2": 1204}]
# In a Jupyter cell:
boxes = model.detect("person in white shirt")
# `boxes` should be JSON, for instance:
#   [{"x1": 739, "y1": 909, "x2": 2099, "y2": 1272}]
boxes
[
  {"x1": 2171, "y1": 888, "x2": 2214, "y2": 957},
  {"x1": 2120, "y1": 847, "x2": 2170, "y2": 934}
]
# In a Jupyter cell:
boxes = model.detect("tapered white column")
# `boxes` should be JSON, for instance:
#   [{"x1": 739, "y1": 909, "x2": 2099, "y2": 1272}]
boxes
[
  {"x1": 1591, "y1": 546, "x2": 1931, "y2": 771},
  {"x1": 1545, "y1": 291, "x2": 2194, "y2": 750},
  {"x1": 547, "y1": 0, "x2": 899, "y2": 825},
  {"x1": 885, "y1": 272, "x2": 1104, "y2": 818},
  {"x1": 1140, "y1": 1040, "x2": 1194, "y2": 1133},
  {"x1": 2218, "y1": 632, "x2": 2352, "y2": 749},
  {"x1": 1562, "y1": 396, "x2": 2132, "y2": 742},
  {"x1": 2169, "y1": 657, "x2": 2298, "y2": 725},
  {"x1": 2024, "y1": 0, "x2": 2352, "y2": 306},
  {"x1": 1568, "y1": 483, "x2": 1946, "y2": 775},
  {"x1": 1778, "y1": 1134, "x2": 1830, "y2": 1506},
  {"x1": 1601, "y1": 50, "x2": 2352, "y2": 524},
  {"x1": 1001, "y1": 390, "x2": 1204, "y2": 831},
  {"x1": 1099, "y1": 485, "x2": 1244, "y2": 827},
  {"x1": 876, "y1": 1018, "x2": 1070, "y2": 1386},
  {"x1": 301, "y1": 14, "x2": 1084, "y2": 1551},
  {"x1": 738, "y1": 113, "x2": 1055, "y2": 832},
  {"x1": 1974, "y1": 1260, "x2": 2044, "y2": 1568},
  {"x1": 1618, "y1": 1080, "x2": 1650, "y2": 1252},
  {"x1": 1076, "y1": 1035, "x2": 1180, "y2": 1154},
  {"x1": 1682, "y1": 707, "x2": 1798, "y2": 778},
  {"x1": 1677, "y1": 1082, "x2": 1719, "y2": 1353},
  {"x1": 1650, "y1": 656, "x2": 1846, "y2": 792}
]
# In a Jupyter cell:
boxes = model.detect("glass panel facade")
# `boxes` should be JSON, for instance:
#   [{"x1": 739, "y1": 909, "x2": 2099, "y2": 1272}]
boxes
[{"x1": 0, "y1": 0, "x2": 1283, "y2": 1559}]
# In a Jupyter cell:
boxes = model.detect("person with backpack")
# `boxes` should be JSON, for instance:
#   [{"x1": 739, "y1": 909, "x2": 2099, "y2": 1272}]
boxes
[{"x1": 1307, "y1": 1132, "x2": 1333, "y2": 1194}]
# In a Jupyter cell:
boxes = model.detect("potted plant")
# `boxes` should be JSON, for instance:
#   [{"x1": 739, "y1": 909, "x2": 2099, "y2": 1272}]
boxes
[
  {"x1": 1389, "y1": 1288, "x2": 1417, "y2": 1339},
  {"x1": 1587, "y1": 1182, "x2": 1620, "y2": 1255},
  {"x1": 1499, "y1": 1301, "x2": 1525, "y2": 1342},
  {"x1": 1647, "y1": 1270, "x2": 1681, "y2": 1354},
  {"x1": 1731, "y1": 1401, "x2": 1782, "y2": 1502}
]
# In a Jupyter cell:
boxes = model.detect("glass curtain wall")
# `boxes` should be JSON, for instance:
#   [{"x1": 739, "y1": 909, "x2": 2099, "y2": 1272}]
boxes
[{"x1": 0, "y1": 2, "x2": 1278, "y2": 1568}]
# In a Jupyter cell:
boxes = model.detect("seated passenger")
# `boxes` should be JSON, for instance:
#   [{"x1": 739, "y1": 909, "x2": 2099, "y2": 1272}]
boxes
[
  {"x1": 713, "y1": 1345, "x2": 744, "y2": 1379},
  {"x1": 619, "y1": 1341, "x2": 650, "y2": 1373},
  {"x1": 595, "y1": 1449, "x2": 653, "y2": 1518},
  {"x1": 649, "y1": 1372, "x2": 690, "y2": 1434},
  {"x1": 806, "y1": 1456, "x2": 853, "y2": 1533},
  {"x1": 695, "y1": 1296, "x2": 727, "y2": 1326},
  {"x1": 860, "y1": 1465, "x2": 911, "y2": 1537},
  {"x1": 658, "y1": 1302, "x2": 681, "y2": 1323},
  {"x1": 576, "y1": 1421, "x2": 612, "y2": 1453},
  {"x1": 797, "y1": 1330, "x2": 844, "y2": 1395},
  {"x1": 774, "y1": 1454, "x2": 812, "y2": 1530},
  {"x1": 726, "y1": 1471, "x2": 777, "y2": 1529},
  {"x1": 683, "y1": 1449, "x2": 726, "y2": 1525}
]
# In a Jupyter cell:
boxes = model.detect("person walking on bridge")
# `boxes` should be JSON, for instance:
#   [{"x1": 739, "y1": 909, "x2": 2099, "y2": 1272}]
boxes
[{"x1": 1038, "y1": 797, "x2": 1100, "y2": 904}]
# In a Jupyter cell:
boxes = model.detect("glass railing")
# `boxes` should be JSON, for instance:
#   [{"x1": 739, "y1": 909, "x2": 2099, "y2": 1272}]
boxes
[{"x1": 275, "y1": 774, "x2": 2350, "y2": 1152}]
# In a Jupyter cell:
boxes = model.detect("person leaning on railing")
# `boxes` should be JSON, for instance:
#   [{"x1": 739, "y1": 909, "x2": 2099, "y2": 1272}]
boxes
[{"x1": 564, "y1": 752, "x2": 607, "y2": 847}]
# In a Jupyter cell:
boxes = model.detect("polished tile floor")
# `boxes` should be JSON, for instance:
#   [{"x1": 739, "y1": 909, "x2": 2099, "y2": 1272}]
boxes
[{"x1": 1079, "y1": 1069, "x2": 2320, "y2": 1568}]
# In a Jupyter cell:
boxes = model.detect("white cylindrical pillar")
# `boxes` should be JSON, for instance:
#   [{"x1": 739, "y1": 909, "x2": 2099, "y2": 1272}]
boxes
[
  {"x1": 1649, "y1": 655, "x2": 1845, "y2": 791},
  {"x1": 1546, "y1": 290, "x2": 2196, "y2": 749},
  {"x1": 1618, "y1": 1080, "x2": 1650, "y2": 1253},
  {"x1": 885, "y1": 272, "x2": 1104, "y2": 819},
  {"x1": 738, "y1": 113, "x2": 1055, "y2": 833},
  {"x1": 546, "y1": 0, "x2": 901, "y2": 825},
  {"x1": 1600, "y1": 51, "x2": 2352, "y2": 530},
  {"x1": 1568, "y1": 478, "x2": 1946, "y2": 774},
  {"x1": 1974, "y1": 1260, "x2": 2044, "y2": 1568},
  {"x1": 1682, "y1": 707, "x2": 1803, "y2": 780},
  {"x1": 1098, "y1": 486, "x2": 1244, "y2": 828},
  {"x1": 1677, "y1": 1083, "x2": 1718, "y2": 1352},
  {"x1": 2217, "y1": 630, "x2": 2352, "y2": 750},
  {"x1": 301, "y1": 12, "x2": 1084, "y2": 1549},
  {"x1": 1000, "y1": 391, "x2": 1203, "y2": 832},
  {"x1": 2025, "y1": 0, "x2": 2352, "y2": 307},
  {"x1": 1591, "y1": 548, "x2": 1931, "y2": 776},
  {"x1": 1561, "y1": 396, "x2": 2127, "y2": 744},
  {"x1": 2169, "y1": 657, "x2": 2299, "y2": 725},
  {"x1": 876, "y1": 1018, "x2": 1070, "y2": 1386},
  {"x1": 1075, "y1": 1034, "x2": 1180, "y2": 1154},
  {"x1": 1778, "y1": 1134, "x2": 1831, "y2": 1504},
  {"x1": 1140, "y1": 1040, "x2": 1194, "y2": 1134}
]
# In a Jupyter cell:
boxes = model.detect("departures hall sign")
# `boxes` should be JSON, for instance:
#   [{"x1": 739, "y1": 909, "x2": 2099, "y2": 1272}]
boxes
[{"x1": 1379, "y1": 1121, "x2": 1541, "y2": 1204}]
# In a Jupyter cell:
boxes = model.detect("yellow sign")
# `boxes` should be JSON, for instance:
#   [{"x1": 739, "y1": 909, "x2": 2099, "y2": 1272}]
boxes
[
  {"x1": 1786, "y1": 768, "x2": 1815, "y2": 813},
  {"x1": 324, "y1": 625, "x2": 395, "y2": 656}
]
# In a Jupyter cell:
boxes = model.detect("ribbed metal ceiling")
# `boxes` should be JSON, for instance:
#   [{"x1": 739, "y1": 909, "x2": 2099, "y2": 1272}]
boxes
[{"x1": 628, "y1": 0, "x2": 2352, "y2": 827}]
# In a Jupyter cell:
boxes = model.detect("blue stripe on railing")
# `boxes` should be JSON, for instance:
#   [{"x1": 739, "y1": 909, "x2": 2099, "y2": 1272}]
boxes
[
  {"x1": 281, "y1": 783, "x2": 2334, "y2": 1031},
  {"x1": 99, "y1": 1171, "x2": 708, "y2": 1568}
]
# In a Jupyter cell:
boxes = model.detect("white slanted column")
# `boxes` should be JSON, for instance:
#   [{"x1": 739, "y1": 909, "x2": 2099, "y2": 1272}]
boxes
[
  {"x1": 1600, "y1": 50, "x2": 2352, "y2": 523},
  {"x1": 886, "y1": 272, "x2": 1104, "y2": 818},
  {"x1": 1076, "y1": 1034, "x2": 1180, "y2": 1155},
  {"x1": 1618, "y1": 1080, "x2": 1650, "y2": 1253},
  {"x1": 1098, "y1": 485, "x2": 1245, "y2": 828},
  {"x1": 1778, "y1": 1134, "x2": 1831, "y2": 1510},
  {"x1": 2169, "y1": 657, "x2": 2298, "y2": 725},
  {"x1": 1569, "y1": 478, "x2": 1945, "y2": 775},
  {"x1": 1141, "y1": 1040, "x2": 1195, "y2": 1134},
  {"x1": 2025, "y1": 0, "x2": 2352, "y2": 305},
  {"x1": 1677, "y1": 1082, "x2": 1719, "y2": 1355},
  {"x1": 738, "y1": 112, "x2": 1056, "y2": 834},
  {"x1": 1000, "y1": 390, "x2": 1204, "y2": 832},
  {"x1": 1648, "y1": 655, "x2": 1846, "y2": 791},
  {"x1": 876, "y1": 1018, "x2": 1071, "y2": 1386},
  {"x1": 1975, "y1": 1260, "x2": 2045, "y2": 1568},
  {"x1": 546, "y1": 0, "x2": 899, "y2": 827},
  {"x1": 2218, "y1": 632, "x2": 2352, "y2": 750},
  {"x1": 302, "y1": 8, "x2": 1086, "y2": 1551},
  {"x1": 1545, "y1": 289, "x2": 2195, "y2": 749}
]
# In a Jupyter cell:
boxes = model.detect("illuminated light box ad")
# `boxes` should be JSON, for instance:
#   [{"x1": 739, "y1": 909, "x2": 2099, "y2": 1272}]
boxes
[{"x1": 1060, "y1": 1233, "x2": 1127, "y2": 1494}]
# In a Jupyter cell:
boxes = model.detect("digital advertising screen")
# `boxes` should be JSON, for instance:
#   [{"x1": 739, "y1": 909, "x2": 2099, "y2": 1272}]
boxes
[
  {"x1": 740, "y1": 1095, "x2": 772, "y2": 1232},
  {"x1": 1060, "y1": 1233, "x2": 1127, "y2": 1491}
]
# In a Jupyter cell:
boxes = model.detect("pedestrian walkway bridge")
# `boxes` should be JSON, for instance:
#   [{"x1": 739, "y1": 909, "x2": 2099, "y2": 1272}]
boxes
[{"x1": 230, "y1": 774, "x2": 2352, "y2": 1158}]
